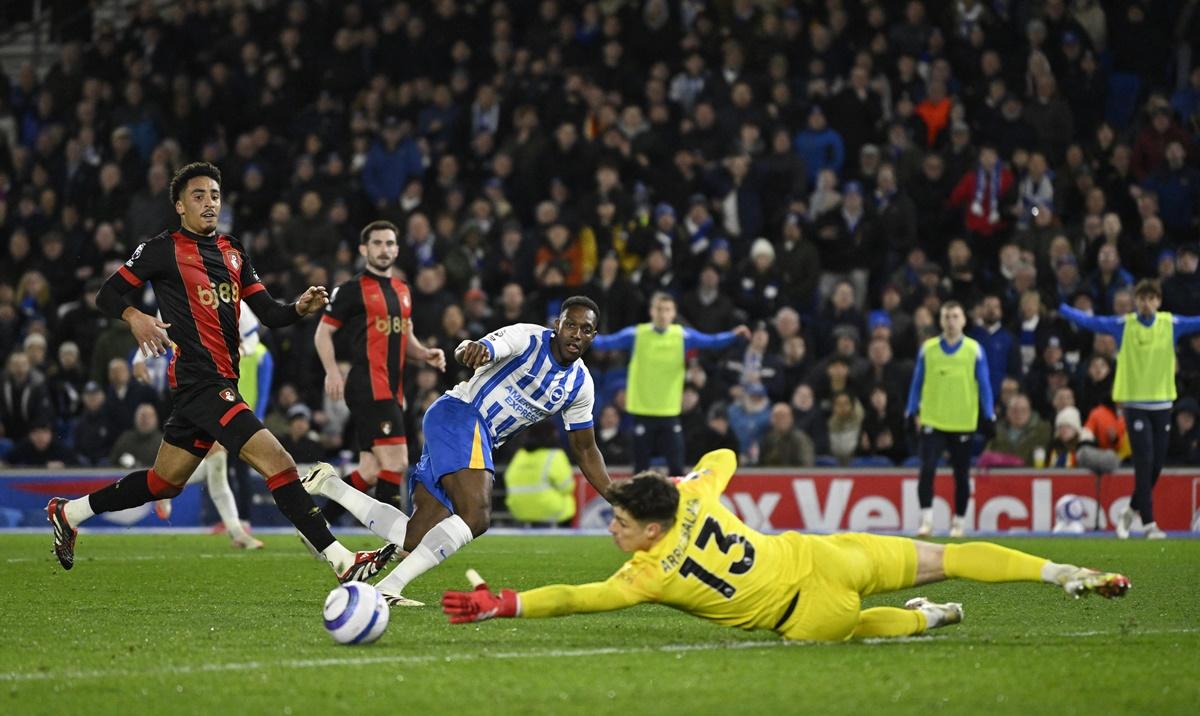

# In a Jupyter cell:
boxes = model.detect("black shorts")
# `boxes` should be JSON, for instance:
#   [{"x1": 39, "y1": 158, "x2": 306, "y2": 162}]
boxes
[
  {"x1": 346, "y1": 383, "x2": 407, "y2": 453},
  {"x1": 162, "y1": 379, "x2": 266, "y2": 459}
]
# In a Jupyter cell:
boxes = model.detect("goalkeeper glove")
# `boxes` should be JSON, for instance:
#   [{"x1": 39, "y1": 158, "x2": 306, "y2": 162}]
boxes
[{"x1": 442, "y1": 569, "x2": 520, "y2": 624}]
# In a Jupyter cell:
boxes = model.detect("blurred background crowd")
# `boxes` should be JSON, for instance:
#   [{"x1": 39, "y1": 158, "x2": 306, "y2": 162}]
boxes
[{"x1": 1, "y1": 0, "x2": 1199, "y2": 479}]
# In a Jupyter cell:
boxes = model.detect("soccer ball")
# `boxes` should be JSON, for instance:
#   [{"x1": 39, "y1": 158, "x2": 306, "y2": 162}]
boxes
[
  {"x1": 323, "y1": 581, "x2": 389, "y2": 645},
  {"x1": 1053, "y1": 494, "x2": 1087, "y2": 534}
]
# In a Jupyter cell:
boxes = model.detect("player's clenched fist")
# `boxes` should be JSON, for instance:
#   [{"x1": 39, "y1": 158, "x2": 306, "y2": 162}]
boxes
[{"x1": 455, "y1": 340, "x2": 492, "y2": 368}]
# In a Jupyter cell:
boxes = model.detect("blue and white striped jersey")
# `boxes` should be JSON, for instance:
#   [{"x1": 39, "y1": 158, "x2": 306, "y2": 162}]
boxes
[{"x1": 448, "y1": 323, "x2": 595, "y2": 446}]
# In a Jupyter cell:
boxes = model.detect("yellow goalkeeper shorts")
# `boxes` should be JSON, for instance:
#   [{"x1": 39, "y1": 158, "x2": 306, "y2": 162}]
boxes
[{"x1": 777, "y1": 533, "x2": 919, "y2": 642}]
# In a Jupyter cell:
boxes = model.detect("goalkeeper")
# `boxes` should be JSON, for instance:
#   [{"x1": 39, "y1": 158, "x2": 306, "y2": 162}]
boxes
[{"x1": 443, "y1": 450, "x2": 1129, "y2": 641}]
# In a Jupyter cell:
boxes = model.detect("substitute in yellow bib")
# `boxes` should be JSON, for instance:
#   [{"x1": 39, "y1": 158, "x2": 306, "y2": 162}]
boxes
[
  {"x1": 1059, "y1": 279, "x2": 1200, "y2": 539},
  {"x1": 905, "y1": 301, "x2": 995, "y2": 538},
  {"x1": 441, "y1": 450, "x2": 1130, "y2": 641},
  {"x1": 590, "y1": 293, "x2": 749, "y2": 475}
]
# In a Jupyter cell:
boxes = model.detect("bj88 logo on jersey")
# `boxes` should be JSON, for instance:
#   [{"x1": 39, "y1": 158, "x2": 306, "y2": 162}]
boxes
[
  {"x1": 196, "y1": 281, "x2": 240, "y2": 308},
  {"x1": 374, "y1": 316, "x2": 410, "y2": 335}
]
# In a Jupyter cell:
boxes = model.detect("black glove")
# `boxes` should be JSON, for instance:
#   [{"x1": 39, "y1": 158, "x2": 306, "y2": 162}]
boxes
[{"x1": 979, "y1": 417, "x2": 996, "y2": 440}]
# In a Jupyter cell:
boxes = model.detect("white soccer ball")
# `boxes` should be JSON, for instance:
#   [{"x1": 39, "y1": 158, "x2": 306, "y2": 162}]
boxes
[
  {"x1": 1053, "y1": 494, "x2": 1087, "y2": 534},
  {"x1": 323, "y1": 581, "x2": 389, "y2": 645}
]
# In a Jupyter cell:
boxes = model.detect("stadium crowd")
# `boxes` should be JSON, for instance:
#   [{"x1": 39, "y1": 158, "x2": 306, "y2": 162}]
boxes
[{"x1": 1, "y1": 0, "x2": 1199, "y2": 477}]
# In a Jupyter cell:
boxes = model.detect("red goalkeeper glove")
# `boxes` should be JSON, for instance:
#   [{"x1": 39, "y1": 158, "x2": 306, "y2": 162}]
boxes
[{"x1": 442, "y1": 569, "x2": 519, "y2": 624}]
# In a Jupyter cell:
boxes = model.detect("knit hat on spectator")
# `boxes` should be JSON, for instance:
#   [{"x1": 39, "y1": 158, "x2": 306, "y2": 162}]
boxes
[
  {"x1": 287, "y1": 404, "x2": 312, "y2": 422},
  {"x1": 749, "y1": 238, "x2": 775, "y2": 261},
  {"x1": 1176, "y1": 397, "x2": 1200, "y2": 417},
  {"x1": 1055, "y1": 407, "x2": 1082, "y2": 432},
  {"x1": 654, "y1": 202, "x2": 676, "y2": 220}
]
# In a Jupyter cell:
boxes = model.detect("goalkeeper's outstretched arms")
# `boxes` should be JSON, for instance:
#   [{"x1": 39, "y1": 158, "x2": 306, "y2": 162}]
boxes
[{"x1": 442, "y1": 570, "x2": 648, "y2": 623}]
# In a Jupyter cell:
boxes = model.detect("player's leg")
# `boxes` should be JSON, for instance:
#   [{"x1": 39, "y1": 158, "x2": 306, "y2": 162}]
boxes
[
  {"x1": 665, "y1": 417, "x2": 686, "y2": 476},
  {"x1": 915, "y1": 428, "x2": 945, "y2": 536},
  {"x1": 319, "y1": 451, "x2": 375, "y2": 524},
  {"x1": 303, "y1": 453, "x2": 412, "y2": 545},
  {"x1": 1122, "y1": 407, "x2": 1153, "y2": 538},
  {"x1": 373, "y1": 468, "x2": 483, "y2": 599},
  {"x1": 851, "y1": 607, "x2": 935, "y2": 638},
  {"x1": 631, "y1": 416, "x2": 653, "y2": 474},
  {"x1": 372, "y1": 441, "x2": 408, "y2": 509},
  {"x1": 1142, "y1": 409, "x2": 1170, "y2": 538},
  {"x1": 203, "y1": 443, "x2": 261, "y2": 549},
  {"x1": 912, "y1": 540, "x2": 1128, "y2": 597},
  {"x1": 47, "y1": 439, "x2": 203, "y2": 569},
  {"x1": 947, "y1": 432, "x2": 973, "y2": 537}
]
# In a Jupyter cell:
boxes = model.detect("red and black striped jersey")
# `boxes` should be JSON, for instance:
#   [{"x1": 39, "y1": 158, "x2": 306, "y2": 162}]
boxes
[
  {"x1": 114, "y1": 227, "x2": 267, "y2": 389},
  {"x1": 321, "y1": 272, "x2": 412, "y2": 400}
]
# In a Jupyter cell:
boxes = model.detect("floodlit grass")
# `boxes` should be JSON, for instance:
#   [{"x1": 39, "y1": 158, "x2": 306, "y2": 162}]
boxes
[{"x1": 0, "y1": 533, "x2": 1196, "y2": 715}]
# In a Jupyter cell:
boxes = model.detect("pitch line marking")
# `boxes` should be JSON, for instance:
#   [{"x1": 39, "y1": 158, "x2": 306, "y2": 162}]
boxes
[{"x1": 2, "y1": 628, "x2": 1198, "y2": 683}]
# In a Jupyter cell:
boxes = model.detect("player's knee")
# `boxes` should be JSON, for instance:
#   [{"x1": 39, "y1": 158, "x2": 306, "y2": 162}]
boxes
[{"x1": 461, "y1": 507, "x2": 492, "y2": 537}]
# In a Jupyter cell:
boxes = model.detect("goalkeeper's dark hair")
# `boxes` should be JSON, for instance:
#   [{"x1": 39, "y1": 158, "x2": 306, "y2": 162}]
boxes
[
  {"x1": 170, "y1": 162, "x2": 222, "y2": 204},
  {"x1": 610, "y1": 472, "x2": 679, "y2": 527},
  {"x1": 560, "y1": 295, "x2": 600, "y2": 318}
]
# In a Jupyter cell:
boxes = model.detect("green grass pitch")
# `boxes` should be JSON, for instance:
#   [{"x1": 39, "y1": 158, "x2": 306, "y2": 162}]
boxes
[{"x1": 1, "y1": 533, "x2": 1196, "y2": 715}]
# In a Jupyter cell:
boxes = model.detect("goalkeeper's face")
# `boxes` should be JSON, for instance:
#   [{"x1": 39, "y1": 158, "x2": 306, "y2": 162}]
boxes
[{"x1": 608, "y1": 506, "x2": 664, "y2": 553}]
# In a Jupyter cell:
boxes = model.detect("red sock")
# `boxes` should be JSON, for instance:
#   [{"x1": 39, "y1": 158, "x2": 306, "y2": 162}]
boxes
[
  {"x1": 147, "y1": 469, "x2": 182, "y2": 498},
  {"x1": 266, "y1": 467, "x2": 299, "y2": 491},
  {"x1": 378, "y1": 469, "x2": 403, "y2": 485},
  {"x1": 349, "y1": 470, "x2": 369, "y2": 492}
]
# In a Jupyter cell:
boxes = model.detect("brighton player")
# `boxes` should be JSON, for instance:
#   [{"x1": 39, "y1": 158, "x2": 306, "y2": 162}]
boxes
[
  {"x1": 46, "y1": 162, "x2": 394, "y2": 582},
  {"x1": 137, "y1": 305, "x2": 268, "y2": 549},
  {"x1": 314, "y1": 220, "x2": 446, "y2": 518},
  {"x1": 303, "y1": 297, "x2": 613, "y2": 605},
  {"x1": 442, "y1": 449, "x2": 1130, "y2": 640}
]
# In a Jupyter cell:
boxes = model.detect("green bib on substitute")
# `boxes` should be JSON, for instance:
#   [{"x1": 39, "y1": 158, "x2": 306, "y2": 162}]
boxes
[
  {"x1": 1113, "y1": 312, "x2": 1176, "y2": 403},
  {"x1": 626, "y1": 323, "x2": 685, "y2": 417},
  {"x1": 919, "y1": 336, "x2": 982, "y2": 432},
  {"x1": 238, "y1": 342, "x2": 268, "y2": 411}
]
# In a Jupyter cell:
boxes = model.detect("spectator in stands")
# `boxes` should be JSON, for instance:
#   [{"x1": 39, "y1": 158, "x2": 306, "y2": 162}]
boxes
[
  {"x1": 7, "y1": 419, "x2": 78, "y2": 468},
  {"x1": 949, "y1": 142, "x2": 1014, "y2": 242},
  {"x1": 72, "y1": 381, "x2": 115, "y2": 466},
  {"x1": 1166, "y1": 397, "x2": 1200, "y2": 466},
  {"x1": 363, "y1": 116, "x2": 425, "y2": 211},
  {"x1": 103, "y1": 357, "x2": 157, "y2": 434},
  {"x1": 985, "y1": 393, "x2": 1051, "y2": 466},
  {"x1": 827, "y1": 391, "x2": 864, "y2": 467},
  {"x1": 0, "y1": 351, "x2": 53, "y2": 441},
  {"x1": 108, "y1": 403, "x2": 161, "y2": 469},
  {"x1": 278, "y1": 404, "x2": 323, "y2": 465},
  {"x1": 858, "y1": 385, "x2": 907, "y2": 465},
  {"x1": 685, "y1": 402, "x2": 740, "y2": 465},
  {"x1": 595, "y1": 404, "x2": 631, "y2": 467},
  {"x1": 725, "y1": 375, "x2": 771, "y2": 457},
  {"x1": 792, "y1": 104, "x2": 844, "y2": 184},
  {"x1": 758, "y1": 402, "x2": 815, "y2": 468}
]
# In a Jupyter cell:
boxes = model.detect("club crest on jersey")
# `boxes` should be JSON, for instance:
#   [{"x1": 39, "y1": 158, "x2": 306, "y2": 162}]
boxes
[
  {"x1": 380, "y1": 421, "x2": 392, "y2": 435},
  {"x1": 125, "y1": 242, "x2": 146, "y2": 267},
  {"x1": 227, "y1": 252, "x2": 240, "y2": 270},
  {"x1": 219, "y1": 388, "x2": 237, "y2": 402},
  {"x1": 549, "y1": 385, "x2": 566, "y2": 403}
]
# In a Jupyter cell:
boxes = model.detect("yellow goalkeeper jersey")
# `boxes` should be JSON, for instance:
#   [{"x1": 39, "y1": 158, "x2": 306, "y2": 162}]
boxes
[{"x1": 520, "y1": 449, "x2": 812, "y2": 633}]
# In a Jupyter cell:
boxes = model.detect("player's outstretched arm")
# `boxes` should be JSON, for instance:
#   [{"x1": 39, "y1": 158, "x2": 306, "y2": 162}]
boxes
[
  {"x1": 567, "y1": 428, "x2": 613, "y2": 500},
  {"x1": 244, "y1": 284, "x2": 328, "y2": 327},
  {"x1": 442, "y1": 570, "x2": 645, "y2": 623}
]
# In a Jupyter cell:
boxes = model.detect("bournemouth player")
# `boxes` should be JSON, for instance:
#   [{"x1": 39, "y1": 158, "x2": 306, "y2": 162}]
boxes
[
  {"x1": 303, "y1": 297, "x2": 614, "y2": 605},
  {"x1": 313, "y1": 220, "x2": 445, "y2": 518},
  {"x1": 45, "y1": 162, "x2": 394, "y2": 581},
  {"x1": 441, "y1": 450, "x2": 1131, "y2": 640},
  {"x1": 1060, "y1": 280, "x2": 1200, "y2": 539}
]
